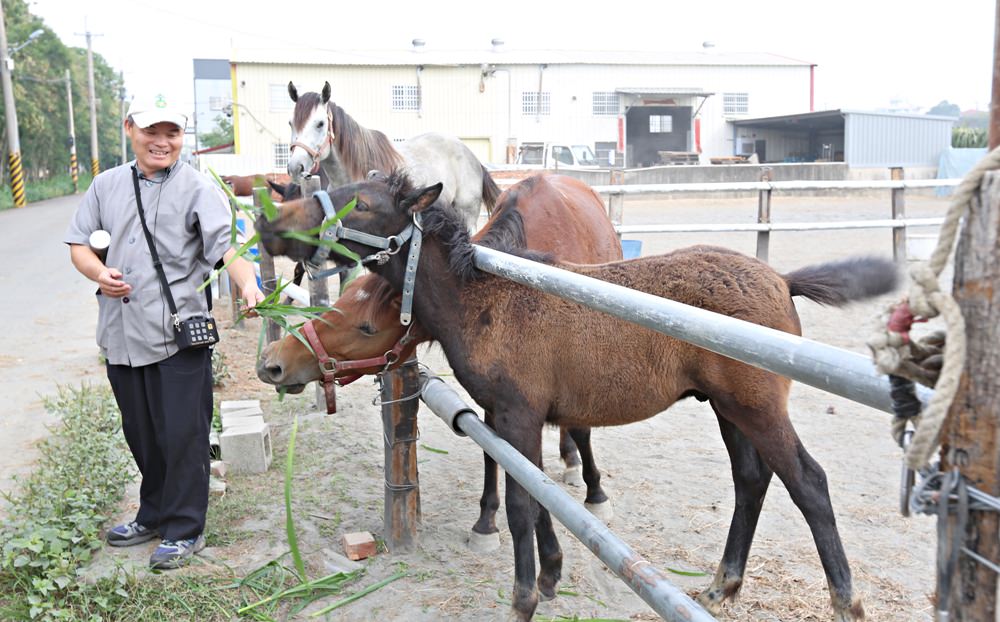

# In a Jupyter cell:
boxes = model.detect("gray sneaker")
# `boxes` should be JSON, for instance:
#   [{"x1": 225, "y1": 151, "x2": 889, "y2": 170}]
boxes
[
  {"x1": 149, "y1": 534, "x2": 206, "y2": 570},
  {"x1": 106, "y1": 521, "x2": 158, "y2": 547}
]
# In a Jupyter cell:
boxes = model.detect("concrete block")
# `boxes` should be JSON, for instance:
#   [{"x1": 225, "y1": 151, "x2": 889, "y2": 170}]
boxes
[
  {"x1": 220, "y1": 421, "x2": 272, "y2": 474},
  {"x1": 221, "y1": 414, "x2": 265, "y2": 431},
  {"x1": 222, "y1": 405, "x2": 263, "y2": 419},
  {"x1": 340, "y1": 531, "x2": 377, "y2": 561},
  {"x1": 210, "y1": 460, "x2": 228, "y2": 479},
  {"x1": 209, "y1": 477, "x2": 227, "y2": 498},
  {"x1": 220, "y1": 399, "x2": 261, "y2": 414}
]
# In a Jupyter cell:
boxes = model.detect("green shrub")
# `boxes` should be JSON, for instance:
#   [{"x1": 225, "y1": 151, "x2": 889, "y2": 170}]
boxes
[
  {"x1": 952, "y1": 126, "x2": 988, "y2": 148},
  {"x1": 0, "y1": 172, "x2": 94, "y2": 211},
  {"x1": 0, "y1": 384, "x2": 133, "y2": 620}
]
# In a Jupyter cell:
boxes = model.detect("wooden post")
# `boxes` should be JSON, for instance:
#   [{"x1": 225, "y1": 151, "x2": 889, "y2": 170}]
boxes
[
  {"x1": 254, "y1": 189, "x2": 281, "y2": 343},
  {"x1": 381, "y1": 357, "x2": 421, "y2": 552},
  {"x1": 941, "y1": 170, "x2": 1000, "y2": 620},
  {"x1": 755, "y1": 168, "x2": 772, "y2": 262},
  {"x1": 891, "y1": 167, "x2": 906, "y2": 263},
  {"x1": 299, "y1": 176, "x2": 331, "y2": 409}
]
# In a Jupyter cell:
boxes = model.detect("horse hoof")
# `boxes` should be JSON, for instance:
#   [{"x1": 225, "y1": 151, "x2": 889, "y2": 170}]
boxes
[
  {"x1": 467, "y1": 529, "x2": 501, "y2": 553},
  {"x1": 833, "y1": 598, "x2": 865, "y2": 621},
  {"x1": 585, "y1": 499, "x2": 614, "y2": 523},
  {"x1": 562, "y1": 465, "x2": 584, "y2": 487}
]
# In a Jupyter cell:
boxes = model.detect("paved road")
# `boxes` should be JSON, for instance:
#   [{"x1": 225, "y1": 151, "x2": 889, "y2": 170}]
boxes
[{"x1": 0, "y1": 194, "x2": 106, "y2": 508}]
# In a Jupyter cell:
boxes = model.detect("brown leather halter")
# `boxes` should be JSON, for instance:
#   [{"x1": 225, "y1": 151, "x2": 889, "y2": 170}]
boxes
[
  {"x1": 289, "y1": 105, "x2": 335, "y2": 176},
  {"x1": 300, "y1": 318, "x2": 413, "y2": 414}
]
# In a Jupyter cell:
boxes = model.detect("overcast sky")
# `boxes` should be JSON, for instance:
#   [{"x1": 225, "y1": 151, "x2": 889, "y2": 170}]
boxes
[{"x1": 27, "y1": 0, "x2": 996, "y2": 118}]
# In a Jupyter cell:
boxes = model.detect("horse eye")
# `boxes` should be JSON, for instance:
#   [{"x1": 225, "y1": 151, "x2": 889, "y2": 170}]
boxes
[
  {"x1": 315, "y1": 120, "x2": 324, "y2": 129},
  {"x1": 358, "y1": 322, "x2": 377, "y2": 336},
  {"x1": 355, "y1": 200, "x2": 368, "y2": 212}
]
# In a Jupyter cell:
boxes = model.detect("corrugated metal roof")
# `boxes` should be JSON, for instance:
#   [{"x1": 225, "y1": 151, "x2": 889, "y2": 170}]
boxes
[{"x1": 230, "y1": 47, "x2": 813, "y2": 68}]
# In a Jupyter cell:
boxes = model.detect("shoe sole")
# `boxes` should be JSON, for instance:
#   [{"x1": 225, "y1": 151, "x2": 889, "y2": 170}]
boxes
[{"x1": 107, "y1": 532, "x2": 159, "y2": 547}]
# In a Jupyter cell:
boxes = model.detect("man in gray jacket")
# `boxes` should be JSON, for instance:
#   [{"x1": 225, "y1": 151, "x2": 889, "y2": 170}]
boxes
[{"x1": 65, "y1": 93, "x2": 264, "y2": 569}]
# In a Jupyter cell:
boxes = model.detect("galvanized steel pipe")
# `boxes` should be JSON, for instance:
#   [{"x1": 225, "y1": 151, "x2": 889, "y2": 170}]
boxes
[
  {"x1": 472, "y1": 245, "x2": 933, "y2": 414},
  {"x1": 418, "y1": 372, "x2": 716, "y2": 622}
]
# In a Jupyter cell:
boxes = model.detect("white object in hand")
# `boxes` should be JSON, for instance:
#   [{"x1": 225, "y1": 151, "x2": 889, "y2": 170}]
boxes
[{"x1": 89, "y1": 230, "x2": 111, "y2": 259}]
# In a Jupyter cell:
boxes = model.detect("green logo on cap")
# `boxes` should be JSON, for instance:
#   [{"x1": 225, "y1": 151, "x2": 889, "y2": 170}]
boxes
[{"x1": 154, "y1": 95, "x2": 167, "y2": 108}]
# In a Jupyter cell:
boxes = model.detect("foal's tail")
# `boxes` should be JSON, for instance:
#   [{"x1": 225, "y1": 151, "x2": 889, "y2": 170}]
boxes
[
  {"x1": 784, "y1": 256, "x2": 899, "y2": 306},
  {"x1": 481, "y1": 165, "x2": 502, "y2": 216}
]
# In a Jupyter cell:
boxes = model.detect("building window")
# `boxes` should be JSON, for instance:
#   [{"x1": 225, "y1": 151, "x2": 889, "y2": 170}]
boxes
[
  {"x1": 649, "y1": 115, "x2": 673, "y2": 133},
  {"x1": 392, "y1": 85, "x2": 420, "y2": 111},
  {"x1": 592, "y1": 92, "x2": 619, "y2": 116},
  {"x1": 723, "y1": 92, "x2": 749, "y2": 115},
  {"x1": 522, "y1": 91, "x2": 551, "y2": 116},
  {"x1": 269, "y1": 85, "x2": 294, "y2": 111},
  {"x1": 208, "y1": 96, "x2": 225, "y2": 111},
  {"x1": 273, "y1": 143, "x2": 290, "y2": 169}
]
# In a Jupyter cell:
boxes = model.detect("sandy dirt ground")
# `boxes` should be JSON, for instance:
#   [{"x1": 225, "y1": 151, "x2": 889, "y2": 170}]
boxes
[{"x1": 6, "y1": 192, "x2": 951, "y2": 620}]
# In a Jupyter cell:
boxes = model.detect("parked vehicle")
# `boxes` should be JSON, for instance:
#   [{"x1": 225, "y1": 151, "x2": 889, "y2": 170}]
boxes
[{"x1": 515, "y1": 142, "x2": 601, "y2": 168}]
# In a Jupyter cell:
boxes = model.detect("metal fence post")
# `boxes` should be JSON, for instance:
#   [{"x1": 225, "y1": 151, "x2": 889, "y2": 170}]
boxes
[
  {"x1": 756, "y1": 168, "x2": 773, "y2": 262},
  {"x1": 381, "y1": 357, "x2": 422, "y2": 551},
  {"x1": 891, "y1": 167, "x2": 906, "y2": 262}
]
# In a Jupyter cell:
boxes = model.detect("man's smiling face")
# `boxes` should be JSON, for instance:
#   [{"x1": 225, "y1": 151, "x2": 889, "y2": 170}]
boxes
[{"x1": 127, "y1": 120, "x2": 183, "y2": 176}]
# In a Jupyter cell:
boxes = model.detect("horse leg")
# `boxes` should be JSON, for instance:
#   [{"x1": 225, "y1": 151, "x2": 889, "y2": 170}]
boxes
[
  {"x1": 696, "y1": 412, "x2": 773, "y2": 614},
  {"x1": 469, "y1": 414, "x2": 502, "y2": 553},
  {"x1": 558, "y1": 427, "x2": 584, "y2": 486},
  {"x1": 567, "y1": 427, "x2": 613, "y2": 522},
  {"x1": 534, "y1": 454, "x2": 563, "y2": 602},
  {"x1": 715, "y1": 396, "x2": 863, "y2": 621},
  {"x1": 499, "y1": 419, "x2": 546, "y2": 621}
]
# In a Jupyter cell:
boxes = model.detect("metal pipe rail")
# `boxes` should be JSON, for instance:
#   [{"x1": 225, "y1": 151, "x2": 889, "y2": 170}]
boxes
[
  {"x1": 419, "y1": 373, "x2": 717, "y2": 622},
  {"x1": 591, "y1": 178, "x2": 962, "y2": 195},
  {"x1": 472, "y1": 245, "x2": 933, "y2": 414},
  {"x1": 617, "y1": 216, "x2": 946, "y2": 235}
]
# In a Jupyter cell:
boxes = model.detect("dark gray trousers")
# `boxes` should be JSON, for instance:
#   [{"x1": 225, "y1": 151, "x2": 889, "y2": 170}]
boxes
[{"x1": 106, "y1": 348, "x2": 213, "y2": 541}]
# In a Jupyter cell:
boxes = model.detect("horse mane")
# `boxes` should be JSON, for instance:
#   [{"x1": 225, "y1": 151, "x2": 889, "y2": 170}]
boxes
[
  {"x1": 329, "y1": 103, "x2": 405, "y2": 181},
  {"x1": 358, "y1": 274, "x2": 401, "y2": 325},
  {"x1": 385, "y1": 171, "x2": 550, "y2": 282}
]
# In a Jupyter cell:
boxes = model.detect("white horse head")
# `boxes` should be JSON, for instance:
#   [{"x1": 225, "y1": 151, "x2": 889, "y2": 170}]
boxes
[{"x1": 287, "y1": 81, "x2": 334, "y2": 180}]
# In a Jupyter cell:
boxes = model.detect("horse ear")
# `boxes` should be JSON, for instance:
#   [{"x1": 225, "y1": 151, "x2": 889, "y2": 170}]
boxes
[
  {"x1": 321, "y1": 82, "x2": 331, "y2": 103},
  {"x1": 267, "y1": 180, "x2": 286, "y2": 197},
  {"x1": 401, "y1": 183, "x2": 443, "y2": 215},
  {"x1": 288, "y1": 81, "x2": 298, "y2": 102}
]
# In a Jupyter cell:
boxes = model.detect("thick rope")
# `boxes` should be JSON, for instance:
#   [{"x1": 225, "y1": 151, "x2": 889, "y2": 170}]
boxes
[{"x1": 869, "y1": 146, "x2": 1000, "y2": 470}]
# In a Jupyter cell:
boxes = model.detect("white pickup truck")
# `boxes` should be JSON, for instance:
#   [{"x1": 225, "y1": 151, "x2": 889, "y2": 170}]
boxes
[{"x1": 514, "y1": 142, "x2": 602, "y2": 168}]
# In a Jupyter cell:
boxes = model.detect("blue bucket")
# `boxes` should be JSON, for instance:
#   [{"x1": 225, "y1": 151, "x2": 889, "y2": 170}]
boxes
[{"x1": 621, "y1": 239, "x2": 642, "y2": 260}]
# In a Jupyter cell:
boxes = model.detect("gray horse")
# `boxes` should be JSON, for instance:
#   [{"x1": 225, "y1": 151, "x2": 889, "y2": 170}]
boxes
[{"x1": 286, "y1": 81, "x2": 499, "y2": 231}]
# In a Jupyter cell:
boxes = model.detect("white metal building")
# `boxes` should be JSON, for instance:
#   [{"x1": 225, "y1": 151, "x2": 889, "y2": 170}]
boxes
[{"x1": 224, "y1": 45, "x2": 815, "y2": 171}]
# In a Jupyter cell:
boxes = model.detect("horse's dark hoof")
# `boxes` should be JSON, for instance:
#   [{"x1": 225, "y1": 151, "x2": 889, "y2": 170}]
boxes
[{"x1": 467, "y1": 529, "x2": 500, "y2": 553}]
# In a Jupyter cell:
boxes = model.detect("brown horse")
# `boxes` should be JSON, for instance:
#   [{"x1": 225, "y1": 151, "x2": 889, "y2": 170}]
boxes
[
  {"x1": 221, "y1": 173, "x2": 291, "y2": 201},
  {"x1": 256, "y1": 174, "x2": 623, "y2": 544},
  {"x1": 256, "y1": 172, "x2": 895, "y2": 621}
]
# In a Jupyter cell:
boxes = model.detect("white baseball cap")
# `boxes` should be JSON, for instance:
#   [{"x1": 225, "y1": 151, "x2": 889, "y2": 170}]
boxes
[{"x1": 126, "y1": 94, "x2": 187, "y2": 129}]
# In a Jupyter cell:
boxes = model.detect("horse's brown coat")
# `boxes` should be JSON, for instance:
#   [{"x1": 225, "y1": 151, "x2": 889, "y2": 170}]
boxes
[{"x1": 256, "y1": 173, "x2": 893, "y2": 622}]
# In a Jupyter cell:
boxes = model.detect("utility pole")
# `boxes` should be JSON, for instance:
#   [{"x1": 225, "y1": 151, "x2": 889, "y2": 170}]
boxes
[
  {"x1": 0, "y1": 0, "x2": 27, "y2": 207},
  {"x1": 83, "y1": 30, "x2": 99, "y2": 177},
  {"x1": 65, "y1": 69, "x2": 78, "y2": 193},
  {"x1": 119, "y1": 71, "x2": 126, "y2": 164}
]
